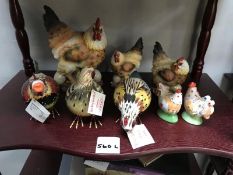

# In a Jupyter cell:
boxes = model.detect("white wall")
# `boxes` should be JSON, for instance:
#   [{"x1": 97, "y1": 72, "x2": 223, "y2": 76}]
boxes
[{"x1": 203, "y1": 0, "x2": 233, "y2": 86}]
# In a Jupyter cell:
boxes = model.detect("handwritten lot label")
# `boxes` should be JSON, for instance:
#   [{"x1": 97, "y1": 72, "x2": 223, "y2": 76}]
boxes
[
  {"x1": 88, "y1": 90, "x2": 106, "y2": 116},
  {"x1": 127, "y1": 124, "x2": 155, "y2": 149},
  {"x1": 96, "y1": 137, "x2": 120, "y2": 154},
  {"x1": 25, "y1": 99, "x2": 50, "y2": 123}
]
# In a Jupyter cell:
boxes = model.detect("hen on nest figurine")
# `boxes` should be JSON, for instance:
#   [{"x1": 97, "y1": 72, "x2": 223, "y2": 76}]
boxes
[
  {"x1": 111, "y1": 37, "x2": 143, "y2": 86},
  {"x1": 182, "y1": 82, "x2": 215, "y2": 125},
  {"x1": 156, "y1": 83, "x2": 182, "y2": 123},
  {"x1": 152, "y1": 41, "x2": 189, "y2": 90},
  {"x1": 66, "y1": 67, "x2": 104, "y2": 129},
  {"x1": 21, "y1": 73, "x2": 60, "y2": 119},
  {"x1": 43, "y1": 5, "x2": 107, "y2": 86},
  {"x1": 113, "y1": 74, "x2": 151, "y2": 131}
]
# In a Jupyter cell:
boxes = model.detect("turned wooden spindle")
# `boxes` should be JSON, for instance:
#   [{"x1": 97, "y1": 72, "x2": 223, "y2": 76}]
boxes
[
  {"x1": 191, "y1": 0, "x2": 218, "y2": 84},
  {"x1": 9, "y1": 0, "x2": 35, "y2": 76}
]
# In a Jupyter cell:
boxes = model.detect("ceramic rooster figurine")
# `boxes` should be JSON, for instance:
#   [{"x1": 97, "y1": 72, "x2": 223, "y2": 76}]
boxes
[
  {"x1": 152, "y1": 41, "x2": 189, "y2": 89},
  {"x1": 182, "y1": 82, "x2": 215, "y2": 125},
  {"x1": 43, "y1": 5, "x2": 107, "y2": 85},
  {"x1": 66, "y1": 67, "x2": 104, "y2": 129},
  {"x1": 21, "y1": 73, "x2": 60, "y2": 118},
  {"x1": 111, "y1": 38, "x2": 143, "y2": 86},
  {"x1": 114, "y1": 76, "x2": 151, "y2": 131},
  {"x1": 156, "y1": 83, "x2": 182, "y2": 123}
]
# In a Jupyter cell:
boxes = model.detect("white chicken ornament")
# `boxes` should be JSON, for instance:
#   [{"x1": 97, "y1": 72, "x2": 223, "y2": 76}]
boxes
[
  {"x1": 66, "y1": 67, "x2": 104, "y2": 129},
  {"x1": 114, "y1": 77, "x2": 151, "y2": 131},
  {"x1": 182, "y1": 82, "x2": 215, "y2": 125},
  {"x1": 156, "y1": 83, "x2": 182, "y2": 123}
]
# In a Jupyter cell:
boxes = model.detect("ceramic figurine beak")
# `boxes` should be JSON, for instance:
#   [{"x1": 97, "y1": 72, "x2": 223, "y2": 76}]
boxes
[
  {"x1": 114, "y1": 51, "x2": 120, "y2": 63},
  {"x1": 91, "y1": 71, "x2": 95, "y2": 79}
]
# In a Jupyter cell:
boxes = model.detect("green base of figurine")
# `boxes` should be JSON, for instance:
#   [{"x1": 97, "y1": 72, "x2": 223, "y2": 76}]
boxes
[
  {"x1": 157, "y1": 109, "x2": 178, "y2": 124},
  {"x1": 181, "y1": 112, "x2": 203, "y2": 125}
]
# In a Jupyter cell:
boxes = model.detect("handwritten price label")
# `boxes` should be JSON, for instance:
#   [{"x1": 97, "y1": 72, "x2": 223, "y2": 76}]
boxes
[
  {"x1": 88, "y1": 90, "x2": 106, "y2": 116},
  {"x1": 127, "y1": 124, "x2": 155, "y2": 149},
  {"x1": 95, "y1": 137, "x2": 120, "y2": 154},
  {"x1": 25, "y1": 99, "x2": 50, "y2": 123}
]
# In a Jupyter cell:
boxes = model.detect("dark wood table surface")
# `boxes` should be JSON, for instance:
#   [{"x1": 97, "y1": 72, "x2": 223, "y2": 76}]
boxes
[{"x1": 0, "y1": 71, "x2": 232, "y2": 161}]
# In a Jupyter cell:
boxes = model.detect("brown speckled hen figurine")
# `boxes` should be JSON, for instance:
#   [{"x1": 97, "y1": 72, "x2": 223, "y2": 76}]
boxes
[
  {"x1": 111, "y1": 38, "x2": 143, "y2": 86},
  {"x1": 66, "y1": 67, "x2": 104, "y2": 129},
  {"x1": 152, "y1": 41, "x2": 189, "y2": 89},
  {"x1": 43, "y1": 5, "x2": 107, "y2": 85}
]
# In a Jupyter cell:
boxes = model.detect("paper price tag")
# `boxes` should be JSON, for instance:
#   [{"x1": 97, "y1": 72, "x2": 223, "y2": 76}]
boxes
[
  {"x1": 84, "y1": 160, "x2": 109, "y2": 172},
  {"x1": 96, "y1": 137, "x2": 120, "y2": 154},
  {"x1": 127, "y1": 124, "x2": 155, "y2": 149},
  {"x1": 25, "y1": 99, "x2": 50, "y2": 123},
  {"x1": 88, "y1": 90, "x2": 106, "y2": 116}
]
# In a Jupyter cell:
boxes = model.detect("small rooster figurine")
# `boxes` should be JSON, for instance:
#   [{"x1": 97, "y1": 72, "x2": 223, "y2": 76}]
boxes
[
  {"x1": 182, "y1": 82, "x2": 215, "y2": 125},
  {"x1": 21, "y1": 73, "x2": 60, "y2": 118},
  {"x1": 152, "y1": 41, "x2": 189, "y2": 89},
  {"x1": 114, "y1": 77, "x2": 151, "y2": 131},
  {"x1": 43, "y1": 5, "x2": 107, "y2": 85},
  {"x1": 156, "y1": 83, "x2": 182, "y2": 123},
  {"x1": 66, "y1": 67, "x2": 104, "y2": 129},
  {"x1": 111, "y1": 38, "x2": 143, "y2": 86}
]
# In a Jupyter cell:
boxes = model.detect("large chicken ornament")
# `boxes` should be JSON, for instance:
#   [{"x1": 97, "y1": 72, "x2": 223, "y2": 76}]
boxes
[
  {"x1": 111, "y1": 38, "x2": 143, "y2": 86},
  {"x1": 156, "y1": 83, "x2": 182, "y2": 123},
  {"x1": 21, "y1": 73, "x2": 59, "y2": 118},
  {"x1": 182, "y1": 82, "x2": 215, "y2": 125},
  {"x1": 152, "y1": 42, "x2": 189, "y2": 89},
  {"x1": 43, "y1": 5, "x2": 107, "y2": 85},
  {"x1": 66, "y1": 67, "x2": 104, "y2": 129},
  {"x1": 114, "y1": 77, "x2": 151, "y2": 131}
]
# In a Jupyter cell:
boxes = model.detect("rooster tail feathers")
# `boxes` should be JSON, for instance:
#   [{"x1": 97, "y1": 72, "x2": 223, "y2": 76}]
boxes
[
  {"x1": 153, "y1": 41, "x2": 164, "y2": 56},
  {"x1": 43, "y1": 5, "x2": 61, "y2": 32},
  {"x1": 130, "y1": 37, "x2": 143, "y2": 54}
]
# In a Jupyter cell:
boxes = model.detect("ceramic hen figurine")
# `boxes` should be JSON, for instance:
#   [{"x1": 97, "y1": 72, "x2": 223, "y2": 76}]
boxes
[
  {"x1": 21, "y1": 73, "x2": 59, "y2": 118},
  {"x1": 43, "y1": 5, "x2": 107, "y2": 85},
  {"x1": 152, "y1": 41, "x2": 189, "y2": 89},
  {"x1": 182, "y1": 82, "x2": 215, "y2": 125},
  {"x1": 156, "y1": 83, "x2": 182, "y2": 123},
  {"x1": 114, "y1": 76, "x2": 151, "y2": 131},
  {"x1": 111, "y1": 38, "x2": 143, "y2": 86},
  {"x1": 66, "y1": 67, "x2": 103, "y2": 129}
]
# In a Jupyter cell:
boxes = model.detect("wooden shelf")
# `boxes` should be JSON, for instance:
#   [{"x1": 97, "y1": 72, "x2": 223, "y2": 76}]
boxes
[{"x1": 0, "y1": 71, "x2": 233, "y2": 161}]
